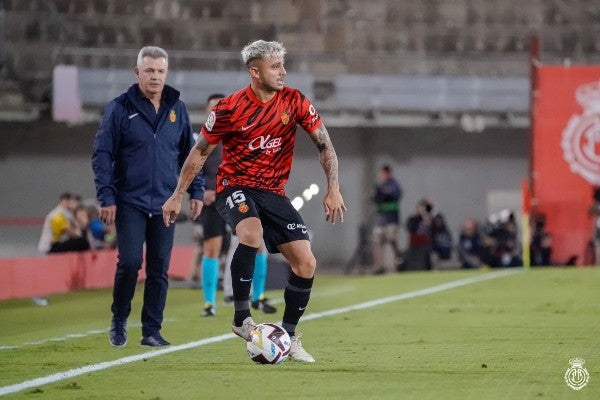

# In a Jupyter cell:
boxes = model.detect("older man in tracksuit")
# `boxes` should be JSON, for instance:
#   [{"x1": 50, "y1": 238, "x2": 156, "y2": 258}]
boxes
[{"x1": 92, "y1": 46, "x2": 204, "y2": 347}]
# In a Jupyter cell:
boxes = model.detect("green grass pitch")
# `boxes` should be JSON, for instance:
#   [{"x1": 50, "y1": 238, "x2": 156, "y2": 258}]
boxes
[{"x1": 1, "y1": 267, "x2": 598, "y2": 399}]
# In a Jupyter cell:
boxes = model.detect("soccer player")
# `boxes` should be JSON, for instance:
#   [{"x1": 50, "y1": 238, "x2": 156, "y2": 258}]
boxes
[
  {"x1": 162, "y1": 40, "x2": 347, "y2": 362},
  {"x1": 196, "y1": 93, "x2": 277, "y2": 317},
  {"x1": 193, "y1": 93, "x2": 228, "y2": 317}
]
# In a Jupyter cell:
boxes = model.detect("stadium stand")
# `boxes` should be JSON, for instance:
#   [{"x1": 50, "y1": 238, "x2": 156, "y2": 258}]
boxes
[{"x1": 2, "y1": 0, "x2": 600, "y2": 122}]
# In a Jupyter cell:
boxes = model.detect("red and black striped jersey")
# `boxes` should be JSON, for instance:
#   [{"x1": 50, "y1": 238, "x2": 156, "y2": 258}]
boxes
[{"x1": 201, "y1": 85, "x2": 322, "y2": 195}]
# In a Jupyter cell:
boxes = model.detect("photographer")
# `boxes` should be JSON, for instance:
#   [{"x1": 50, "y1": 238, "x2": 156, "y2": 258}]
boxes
[
  {"x1": 403, "y1": 198, "x2": 434, "y2": 270},
  {"x1": 530, "y1": 213, "x2": 552, "y2": 266},
  {"x1": 481, "y1": 210, "x2": 521, "y2": 268}
]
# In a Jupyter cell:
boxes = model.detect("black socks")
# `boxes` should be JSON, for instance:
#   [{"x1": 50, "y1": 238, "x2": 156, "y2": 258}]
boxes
[
  {"x1": 282, "y1": 272, "x2": 314, "y2": 337},
  {"x1": 231, "y1": 243, "x2": 258, "y2": 326}
]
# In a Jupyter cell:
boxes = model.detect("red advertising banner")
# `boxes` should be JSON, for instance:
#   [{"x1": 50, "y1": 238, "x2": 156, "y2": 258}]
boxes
[{"x1": 532, "y1": 65, "x2": 600, "y2": 265}]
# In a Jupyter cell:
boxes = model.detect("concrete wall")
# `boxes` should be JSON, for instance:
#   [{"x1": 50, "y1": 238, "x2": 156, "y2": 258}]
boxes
[{"x1": 0, "y1": 122, "x2": 528, "y2": 265}]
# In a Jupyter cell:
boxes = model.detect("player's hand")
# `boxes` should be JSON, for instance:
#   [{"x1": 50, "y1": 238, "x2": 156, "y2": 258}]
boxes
[
  {"x1": 203, "y1": 190, "x2": 216, "y2": 206},
  {"x1": 323, "y1": 188, "x2": 347, "y2": 224},
  {"x1": 189, "y1": 199, "x2": 204, "y2": 221},
  {"x1": 100, "y1": 205, "x2": 117, "y2": 225},
  {"x1": 162, "y1": 194, "x2": 183, "y2": 227}
]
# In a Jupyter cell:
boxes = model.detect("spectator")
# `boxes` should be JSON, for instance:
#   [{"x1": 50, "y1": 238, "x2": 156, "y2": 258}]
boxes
[
  {"x1": 371, "y1": 164, "x2": 403, "y2": 274},
  {"x1": 457, "y1": 218, "x2": 483, "y2": 269},
  {"x1": 38, "y1": 192, "x2": 89, "y2": 254},
  {"x1": 86, "y1": 203, "x2": 116, "y2": 250}
]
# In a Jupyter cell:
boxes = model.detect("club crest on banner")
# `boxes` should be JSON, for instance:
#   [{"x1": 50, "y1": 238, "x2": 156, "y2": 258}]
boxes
[{"x1": 561, "y1": 80, "x2": 600, "y2": 185}]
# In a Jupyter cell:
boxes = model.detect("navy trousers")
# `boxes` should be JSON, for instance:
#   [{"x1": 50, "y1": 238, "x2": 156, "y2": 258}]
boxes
[{"x1": 112, "y1": 204, "x2": 175, "y2": 337}]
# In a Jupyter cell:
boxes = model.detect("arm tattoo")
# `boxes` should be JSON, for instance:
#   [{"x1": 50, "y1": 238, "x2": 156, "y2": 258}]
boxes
[
  {"x1": 177, "y1": 137, "x2": 214, "y2": 194},
  {"x1": 178, "y1": 160, "x2": 204, "y2": 193},
  {"x1": 194, "y1": 136, "x2": 212, "y2": 156},
  {"x1": 310, "y1": 124, "x2": 339, "y2": 188}
]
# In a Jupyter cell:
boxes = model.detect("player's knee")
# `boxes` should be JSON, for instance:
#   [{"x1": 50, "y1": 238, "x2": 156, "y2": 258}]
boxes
[
  {"x1": 202, "y1": 237, "x2": 222, "y2": 258},
  {"x1": 235, "y1": 224, "x2": 263, "y2": 248},
  {"x1": 293, "y1": 254, "x2": 317, "y2": 278}
]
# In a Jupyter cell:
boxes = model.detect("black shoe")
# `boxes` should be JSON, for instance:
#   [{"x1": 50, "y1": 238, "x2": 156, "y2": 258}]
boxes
[
  {"x1": 141, "y1": 333, "x2": 171, "y2": 347},
  {"x1": 202, "y1": 304, "x2": 215, "y2": 317},
  {"x1": 251, "y1": 298, "x2": 277, "y2": 314},
  {"x1": 223, "y1": 295, "x2": 234, "y2": 305},
  {"x1": 109, "y1": 318, "x2": 127, "y2": 347}
]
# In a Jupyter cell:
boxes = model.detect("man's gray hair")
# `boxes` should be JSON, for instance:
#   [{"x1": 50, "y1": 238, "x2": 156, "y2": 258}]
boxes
[
  {"x1": 241, "y1": 40, "x2": 286, "y2": 67},
  {"x1": 137, "y1": 46, "x2": 169, "y2": 67}
]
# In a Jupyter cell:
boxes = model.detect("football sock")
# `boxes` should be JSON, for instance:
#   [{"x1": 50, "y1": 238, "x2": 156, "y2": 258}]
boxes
[
  {"x1": 231, "y1": 243, "x2": 258, "y2": 326},
  {"x1": 282, "y1": 272, "x2": 314, "y2": 337},
  {"x1": 251, "y1": 252, "x2": 268, "y2": 302},
  {"x1": 201, "y1": 257, "x2": 219, "y2": 308}
]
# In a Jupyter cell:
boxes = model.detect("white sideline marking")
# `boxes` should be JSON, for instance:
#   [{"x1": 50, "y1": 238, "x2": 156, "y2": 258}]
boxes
[
  {"x1": 0, "y1": 269, "x2": 519, "y2": 396},
  {"x1": 0, "y1": 287, "x2": 356, "y2": 351}
]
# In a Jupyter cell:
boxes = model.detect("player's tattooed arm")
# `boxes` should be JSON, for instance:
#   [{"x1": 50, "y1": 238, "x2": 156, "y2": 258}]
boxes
[
  {"x1": 310, "y1": 123, "x2": 347, "y2": 223},
  {"x1": 176, "y1": 136, "x2": 216, "y2": 195},
  {"x1": 309, "y1": 124, "x2": 340, "y2": 189}
]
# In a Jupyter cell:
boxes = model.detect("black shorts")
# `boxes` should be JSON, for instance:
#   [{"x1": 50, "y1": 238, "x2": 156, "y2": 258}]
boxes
[
  {"x1": 216, "y1": 186, "x2": 310, "y2": 253},
  {"x1": 198, "y1": 203, "x2": 228, "y2": 240}
]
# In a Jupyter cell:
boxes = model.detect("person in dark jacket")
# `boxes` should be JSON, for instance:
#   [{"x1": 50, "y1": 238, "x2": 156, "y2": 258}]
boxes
[
  {"x1": 371, "y1": 164, "x2": 403, "y2": 274},
  {"x1": 92, "y1": 46, "x2": 205, "y2": 348}
]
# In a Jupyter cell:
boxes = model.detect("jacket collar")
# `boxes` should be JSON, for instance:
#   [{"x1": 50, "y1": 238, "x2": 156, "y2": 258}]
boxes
[{"x1": 126, "y1": 84, "x2": 180, "y2": 109}]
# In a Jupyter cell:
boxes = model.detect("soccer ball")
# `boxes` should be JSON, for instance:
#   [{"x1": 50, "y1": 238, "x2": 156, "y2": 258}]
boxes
[{"x1": 246, "y1": 323, "x2": 291, "y2": 364}]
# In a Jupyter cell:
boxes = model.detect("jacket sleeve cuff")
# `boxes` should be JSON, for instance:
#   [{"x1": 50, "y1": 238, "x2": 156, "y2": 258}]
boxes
[
  {"x1": 98, "y1": 190, "x2": 116, "y2": 207},
  {"x1": 188, "y1": 188, "x2": 205, "y2": 201}
]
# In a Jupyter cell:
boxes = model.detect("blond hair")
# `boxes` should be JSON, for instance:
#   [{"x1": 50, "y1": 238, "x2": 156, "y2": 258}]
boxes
[{"x1": 241, "y1": 40, "x2": 286, "y2": 67}]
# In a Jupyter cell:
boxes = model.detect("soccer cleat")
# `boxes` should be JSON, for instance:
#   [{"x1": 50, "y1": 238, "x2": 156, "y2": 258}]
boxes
[
  {"x1": 202, "y1": 303, "x2": 216, "y2": 317},
  {"x1": 140, "y1": 333, "x2": 171, "y2": 347},
  {"x1": 289, "y1": 334, "x2": 315, "y2": 363},
  {"x1": 231, "y1": 316, "x2": 256, "y2": 341},
  {"x1": 251, "y1": 298, "x2": 278, "y2": 314},
  {"x1": 223, "y1": 295, "x2": 234, "y2": 305},
  {"x1": 109, "y1": 318, "x2": 127, "y2": 348}
]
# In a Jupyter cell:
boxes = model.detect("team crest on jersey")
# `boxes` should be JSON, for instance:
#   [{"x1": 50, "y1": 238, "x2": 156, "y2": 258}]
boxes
[
  {"x1": 205, "y1": 111, "x2": 216, "y2": 131},
  {"x1": 238, "y1": 202, "x2": 249, "y2": 213},
  {"x1": 281, "y1": 109, "x2": 290, "y2": 125},
  {"x1": 562, "y1": 80, "x2": 600, "y2": 185},
  {"x1": 169, "y1": 110, "x2": 176, "y2": 123}
]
